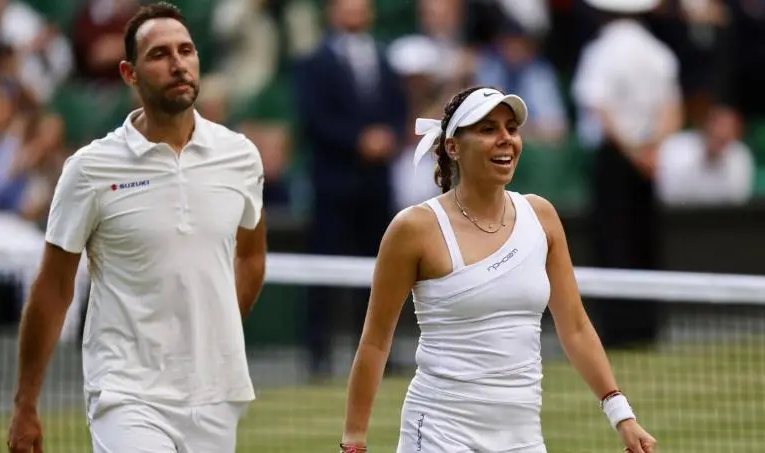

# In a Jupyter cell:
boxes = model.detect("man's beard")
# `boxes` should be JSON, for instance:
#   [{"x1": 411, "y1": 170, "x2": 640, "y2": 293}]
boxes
[{"x1": 140, "y1": 81, "x2": 200, "y2": 115}]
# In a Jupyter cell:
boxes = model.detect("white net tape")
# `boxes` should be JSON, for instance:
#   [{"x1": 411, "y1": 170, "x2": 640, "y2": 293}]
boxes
[{"x1": 1, "y1": 248, "x2": 764, "y2": 452}]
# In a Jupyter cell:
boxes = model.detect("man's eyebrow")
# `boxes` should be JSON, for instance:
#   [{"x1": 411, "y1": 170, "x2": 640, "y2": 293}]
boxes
[{"x1": 144, "y1": 39, "x2": 195, "y2": 54}]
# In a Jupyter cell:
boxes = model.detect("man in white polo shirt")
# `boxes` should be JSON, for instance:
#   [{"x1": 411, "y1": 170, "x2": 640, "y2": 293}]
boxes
[{"x1": 6, "y1": 3, "x2": 266, "y2": 452}]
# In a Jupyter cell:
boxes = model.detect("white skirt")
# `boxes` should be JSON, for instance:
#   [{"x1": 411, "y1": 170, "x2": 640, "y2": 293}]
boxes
[{"x1": 396, "y1": 372, "x2": 546, "y2": 453}]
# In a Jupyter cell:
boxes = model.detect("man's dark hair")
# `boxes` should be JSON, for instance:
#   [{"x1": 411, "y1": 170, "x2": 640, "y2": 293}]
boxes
[{"x1": 124, "y1": 2, "x2": 190, "y2": 64}]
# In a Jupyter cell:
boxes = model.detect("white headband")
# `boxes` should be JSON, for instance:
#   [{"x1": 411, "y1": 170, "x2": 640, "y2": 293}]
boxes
[{"x1": 412, "y1": 88, "x2": 528, "y2": 169}]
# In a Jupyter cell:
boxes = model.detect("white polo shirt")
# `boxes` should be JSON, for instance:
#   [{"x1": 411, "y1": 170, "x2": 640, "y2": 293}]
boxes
[
  {"x1": 571, "y1": 19, "x2": 681, "y2": 149},
  {"x1": 45, "y1": 109, "x2": 264, "y2": 405}
]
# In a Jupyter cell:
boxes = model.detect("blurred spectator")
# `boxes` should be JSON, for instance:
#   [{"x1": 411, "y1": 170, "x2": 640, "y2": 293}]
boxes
[
  {"x1": 294, "y1": 0, "x2": 407, "y2": 379},
  {"x1": 571, "y1": 0, "x2": 683, "y2": 348},
  {"x1": 261, "y1": 0, "x2": 323, "y2": 63},
  {"x1": 210, "y1": 0, "x2": 321, "y2": 105},
  {"x1": 0, "y1": 43, "x2": 61, "y2": 224},
  {"x1": 656, "y1": 106, "x2": 754, "y2": 207},
  {"x1": 650, "y1": 0, "x2": 731, "y2": 127},
  {"x1": 387, "y1": 35, "x2": 446, "y2": 210},
  {"x1": 497, "y1": 0, "x2": 551, "y2": 38},
  {"x1": 0, "y1": 0, "x2": 72, "y2": 103},
  {"x1": 726, "y1": 0, "x2": 765, "y2": 117},
  {"x1": 474, "y1": 15, "x2": 568, "y2": 146},
  {"x1": 544, "y1": 0, "x2": 580, "y2": 74},
  {"x1": 197, "y1": 75, "x2": 293, "y2": 207},
  {"x1": 71, "y1": 0, "x2": 139, "y2": 85},
  {"x1": 416, "y1": 0, "x2": 466, "y2": 86},
  {"x1": 210, "y1": 0, "x2": 280, "y2": 102},
  {"x1": 195, "y1": 76, "x2": 230, "y2": 126},
  {"x1": 239, "y1": 121, "x2": 293, "y2": 206}
]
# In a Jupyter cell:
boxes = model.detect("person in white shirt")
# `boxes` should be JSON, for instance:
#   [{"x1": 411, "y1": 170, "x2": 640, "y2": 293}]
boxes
[
  {"x1": 571, "y1": 0, "x2": 683, "y2": 348},
  {"x1": 339, "y1": 86, "x2": 657, "y2": 453},
  {"x1": 656, "y1": 105, "x2": 754, "y2": 207},
  {"x1": 6, "y1": 3, "x2": 267, "y2": 453}
]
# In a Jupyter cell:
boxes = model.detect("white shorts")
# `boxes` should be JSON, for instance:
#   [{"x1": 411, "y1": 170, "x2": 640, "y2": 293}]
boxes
[
  {"x1": 396, "y1": 375, "x2": 547, "y2": 453},
  {"x1": 86, "y1": 391, "x2": 248, "y2": 453}
]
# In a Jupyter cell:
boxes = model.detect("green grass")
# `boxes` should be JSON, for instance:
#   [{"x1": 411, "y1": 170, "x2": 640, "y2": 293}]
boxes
[{"x1": 4, "y1": 340, "x2": 764, "y2": 452}]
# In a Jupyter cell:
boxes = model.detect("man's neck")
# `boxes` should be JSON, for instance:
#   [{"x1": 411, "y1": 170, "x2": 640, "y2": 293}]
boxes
[{"x1": 133, "y1": 108, "x2": 195, "y2": 153}]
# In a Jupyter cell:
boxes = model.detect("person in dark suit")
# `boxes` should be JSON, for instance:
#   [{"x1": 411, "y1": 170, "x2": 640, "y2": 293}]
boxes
[{"x1": 293, "y1": 0, "x2": 407, "y2": 380}]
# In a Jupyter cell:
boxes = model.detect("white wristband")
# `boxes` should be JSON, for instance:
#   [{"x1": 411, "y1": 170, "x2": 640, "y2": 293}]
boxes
[{"x1": 602, "y1": 394, "x2": 636, "y2": 429}]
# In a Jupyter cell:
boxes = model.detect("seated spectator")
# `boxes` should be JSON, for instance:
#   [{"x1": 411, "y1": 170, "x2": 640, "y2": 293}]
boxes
[
  {"x1": 473, "y1": 16, "x2": 568, "y2": 146},
  {"x1": 656, "y1": 106, "x2": 754, "y2": 207}
]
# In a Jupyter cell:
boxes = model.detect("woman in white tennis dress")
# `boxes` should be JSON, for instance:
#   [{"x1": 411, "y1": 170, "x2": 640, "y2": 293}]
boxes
[{"x1": 338, "y1": 84, "x2": 658, "y2": 453}]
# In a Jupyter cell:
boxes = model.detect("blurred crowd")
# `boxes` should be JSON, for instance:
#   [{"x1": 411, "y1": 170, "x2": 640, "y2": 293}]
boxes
[
  {"x1": 1, "y1": 0, "x2": 765, "y2": 372},
  {"x1": 0, "y1": 0, "x2": 762, "y2": 240}
]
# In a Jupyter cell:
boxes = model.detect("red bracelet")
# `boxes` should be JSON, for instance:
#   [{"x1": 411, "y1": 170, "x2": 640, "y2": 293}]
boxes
[
  {"x1": 340, "y1": 443, "x2": 367, "y2": 453},
  {"x1": 600, "y1": 389, "x2": 622, "y2": 403}
]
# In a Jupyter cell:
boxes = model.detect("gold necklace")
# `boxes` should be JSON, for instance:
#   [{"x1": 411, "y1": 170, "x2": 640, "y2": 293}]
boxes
[{"x1": 454, "y1": 189, "x2": 507, "y2": 234}]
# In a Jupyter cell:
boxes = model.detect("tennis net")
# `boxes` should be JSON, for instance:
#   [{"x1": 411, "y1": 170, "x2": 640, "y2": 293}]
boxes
[{"x1": 1, "y1": 252, "x2": 764, "y2": 452}]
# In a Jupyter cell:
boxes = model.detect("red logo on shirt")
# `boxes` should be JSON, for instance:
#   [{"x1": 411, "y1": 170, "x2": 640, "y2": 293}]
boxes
[{"x1": 110, "y1": 180, "x2": 150, "y2": 191}]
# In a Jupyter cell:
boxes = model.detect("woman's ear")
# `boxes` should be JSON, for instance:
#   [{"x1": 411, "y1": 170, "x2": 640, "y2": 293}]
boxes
[{"x1": 445, "y1": 138, "x2": 460, "y2": 161}]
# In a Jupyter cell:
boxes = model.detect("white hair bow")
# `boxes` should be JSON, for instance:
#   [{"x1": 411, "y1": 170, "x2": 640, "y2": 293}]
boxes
[{"x1": 413, "y1": 118, "x2": 442, "y2": 170}]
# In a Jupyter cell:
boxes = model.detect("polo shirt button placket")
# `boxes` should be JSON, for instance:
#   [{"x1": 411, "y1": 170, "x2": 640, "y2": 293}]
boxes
[{"x1": 176, "y1": 153, "x2": 191, "y2": 234}]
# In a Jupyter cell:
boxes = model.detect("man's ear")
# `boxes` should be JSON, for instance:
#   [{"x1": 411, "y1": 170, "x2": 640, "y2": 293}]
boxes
[{"x1": 118, "y1": 60, "x2": 137, "y2": 86}]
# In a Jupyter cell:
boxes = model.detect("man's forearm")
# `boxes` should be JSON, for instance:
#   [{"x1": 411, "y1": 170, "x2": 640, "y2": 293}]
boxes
[
  {"x1": 14, "y1": 287, "x2": 72, "y2": 408},
  {"x1": 235, "y1": 255, "x2": 265, "y2": 320}
]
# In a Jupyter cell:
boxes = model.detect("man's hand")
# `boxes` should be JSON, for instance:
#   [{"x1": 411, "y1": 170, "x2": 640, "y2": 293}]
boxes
[
  {"x1": 624, "y1": 144, "x2": 658, "y2": 180},
  {"x1": 6, "y1": 404, "x2": 43, "y2": 453},
  {"x1": 617, "y1": 418, "x2": 657, "y2": 453},
  {"x1": 358, "y1": 126, "x2": 396, "y2": 163}
]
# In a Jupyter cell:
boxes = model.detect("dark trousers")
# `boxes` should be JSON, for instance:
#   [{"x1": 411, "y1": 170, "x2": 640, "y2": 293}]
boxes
[
  {"x1": 590, "y1": 141, "x2": 661, "y2": 348},
  {"x1": 304, "y1": 189, "x2": 393, "y2": 376}
]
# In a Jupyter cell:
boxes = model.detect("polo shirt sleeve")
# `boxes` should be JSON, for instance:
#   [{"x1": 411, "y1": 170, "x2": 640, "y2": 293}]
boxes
[
  {"x1": 239, "y1": 139, "x2": 265, "y2": 230},
  {"x1": 45, "y1": 153, "x2": 98, "y2": 254}
]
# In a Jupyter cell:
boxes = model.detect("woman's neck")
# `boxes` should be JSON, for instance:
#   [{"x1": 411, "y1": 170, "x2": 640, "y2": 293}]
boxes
[{"x1": 454, "y1": 183, "x2": 506, "y2": 220}]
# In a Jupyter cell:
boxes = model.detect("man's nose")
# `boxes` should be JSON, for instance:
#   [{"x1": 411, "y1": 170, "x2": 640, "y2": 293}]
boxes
[{"x1": 169, "y1": 52, "x2": 188, "y2": 74}]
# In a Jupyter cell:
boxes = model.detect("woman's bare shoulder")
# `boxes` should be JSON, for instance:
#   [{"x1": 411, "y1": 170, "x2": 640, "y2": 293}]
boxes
[
  {"x1": 386, "y1": 203, "x2": 439, "y2": 242},
  {"x1": 375, "y1": 203, "x2": 439, "y2": 271},
  {"x1": 523, "y1": 193, "x2": 558, "y2": 220},
  {"x1": 522, "y1": 193, "x2": 564, "y2": 244}
]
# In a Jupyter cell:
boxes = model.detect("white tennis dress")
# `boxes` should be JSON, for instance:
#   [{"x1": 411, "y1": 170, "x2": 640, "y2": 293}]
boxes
[{"x1": 396, "y1": 191, "x2": 551, "y2": 453}]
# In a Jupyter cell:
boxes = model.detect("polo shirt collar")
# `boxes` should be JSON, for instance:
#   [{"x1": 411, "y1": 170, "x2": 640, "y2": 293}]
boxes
[{"x1": 124, "y1": 108, "x2": 213, "y2": 156}]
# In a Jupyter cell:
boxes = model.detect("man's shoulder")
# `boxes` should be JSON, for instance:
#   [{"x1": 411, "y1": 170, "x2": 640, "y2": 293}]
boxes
[
  {"x1": 69, "y1": 130, "x2": 132, "y2": 167},
  {"x1": 198, "y1": 116, "x2": 241, "y2": 142},
  {"x1": 199, "y1": 117, "x2": 261, "y2": 158}
]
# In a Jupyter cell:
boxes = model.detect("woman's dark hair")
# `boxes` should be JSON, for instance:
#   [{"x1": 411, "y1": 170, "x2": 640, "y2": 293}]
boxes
[{"x1": 433, "y1": 86, "x2": 485, "y2": 193}]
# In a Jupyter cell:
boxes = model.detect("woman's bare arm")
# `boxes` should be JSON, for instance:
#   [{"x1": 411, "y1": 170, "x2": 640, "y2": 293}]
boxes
[
  {"x1": 527, "y1": 195, "x2": 620, "y2": 401},
  {"x1": 341, "y1": 205, "x2": 428, "y2": 446},
  {"x1": 528, "y1": 193, "x2": 658, "y2": 452}
]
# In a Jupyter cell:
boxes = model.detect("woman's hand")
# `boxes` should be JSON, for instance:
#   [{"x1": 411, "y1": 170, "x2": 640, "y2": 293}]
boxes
[{"x1": 617, "y1": 418, "x2": 657, "y2": 453}]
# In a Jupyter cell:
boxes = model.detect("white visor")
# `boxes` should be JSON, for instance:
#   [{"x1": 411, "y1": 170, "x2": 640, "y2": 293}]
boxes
[
  {"x1": 413, "y1": 88, "x2": 528, "y2": 169},
  {"x1": 584, "y1": 0, "x2": 659, "y2": 14}
]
